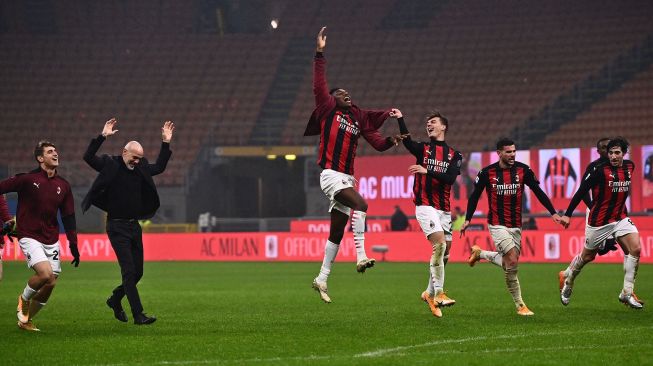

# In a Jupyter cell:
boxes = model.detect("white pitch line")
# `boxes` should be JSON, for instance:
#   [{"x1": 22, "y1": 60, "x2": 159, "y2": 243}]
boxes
[
  {"x1": 92, "y1": 325, "x2": 653, "y2": 366},
  {"x1": 354, "y1": 325, "x2": 653, "y2": 358}
]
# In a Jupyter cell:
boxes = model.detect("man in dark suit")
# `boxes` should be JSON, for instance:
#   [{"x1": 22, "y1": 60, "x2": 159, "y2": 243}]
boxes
[{"x1": 82, "y1": 118, "x2": 174, "y2": 325}]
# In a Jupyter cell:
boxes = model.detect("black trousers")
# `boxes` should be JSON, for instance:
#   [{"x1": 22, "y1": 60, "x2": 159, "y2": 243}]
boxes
[{"x1": 106, "y1": 219, "x2": 144, "y2": 316}]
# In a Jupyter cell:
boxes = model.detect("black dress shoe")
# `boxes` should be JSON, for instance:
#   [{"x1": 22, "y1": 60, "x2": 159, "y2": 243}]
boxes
[
  {"x1": 106, "y1": 297, "x2": 128, "y2": 322},
  {"x1": 133, "y1": 313, "x2": 157, "y2": 325}
]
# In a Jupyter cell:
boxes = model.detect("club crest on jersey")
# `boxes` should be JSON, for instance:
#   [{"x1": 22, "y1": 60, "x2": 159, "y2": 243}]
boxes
[
  {"x1": 514, "y1": 175, "x2": 519, "y2": 183},
  {"x1": 430, "y1": 220, "x2": 435, "y2": 229},
  {"x1": 57, "y1": 186, "x2": 61, "y2": 195}
]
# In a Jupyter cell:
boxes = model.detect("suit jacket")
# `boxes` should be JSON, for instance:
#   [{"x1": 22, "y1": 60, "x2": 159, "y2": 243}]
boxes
[{"x1": 82, "y1": 135, "x2": 172, "y2": 219}]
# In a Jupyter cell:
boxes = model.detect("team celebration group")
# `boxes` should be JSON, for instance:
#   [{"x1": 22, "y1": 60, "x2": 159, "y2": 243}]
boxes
[{"x1": 0, "y1": 27, "x2": 643, "y2": 332}]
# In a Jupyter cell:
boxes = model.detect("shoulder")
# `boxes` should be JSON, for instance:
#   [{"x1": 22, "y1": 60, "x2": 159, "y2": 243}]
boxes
[
  {"x1": 624, "y1": 159, "x2": 635, "y2": 168},
  {"x1": 514, "y1": 161, "x2": 530, "y2": 169},
  {"x1": 55, "y1": 175, "x2": 72, "y2": 188}
]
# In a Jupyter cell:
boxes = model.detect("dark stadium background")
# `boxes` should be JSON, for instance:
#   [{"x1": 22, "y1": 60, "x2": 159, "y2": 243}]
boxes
[{"x1": 0, "y1": 0, "x2": 651, "y2": 233}]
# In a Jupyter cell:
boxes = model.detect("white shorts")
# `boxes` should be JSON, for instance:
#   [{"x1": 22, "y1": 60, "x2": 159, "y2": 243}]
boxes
[
  {"x1": 585, "y1": 217, "x2": 638, "y2": 250},
  {"x1": 488, "y1": 225, "x2": 522, "y2": 256},
  {"x1": 415, "y1": 206, "x2": 452, "y2": 241},
  {"x1": 18, "y1": 238, "x2": 61, "y2": 275},
  {"x1": 320, "y1": 169, "x2": 355, "y2": 216}
]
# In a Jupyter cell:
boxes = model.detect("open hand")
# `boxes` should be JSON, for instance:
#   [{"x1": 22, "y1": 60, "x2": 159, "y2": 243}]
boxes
[
  {"x1": 162, "y1": 121, "x2": 175, "y2": 142},
  {"x1": 317, "y1": 27, "x2": 327, "y2": 52},
  {"x1": 102, "y1": 118, "x2": 119, "y2": 137}
]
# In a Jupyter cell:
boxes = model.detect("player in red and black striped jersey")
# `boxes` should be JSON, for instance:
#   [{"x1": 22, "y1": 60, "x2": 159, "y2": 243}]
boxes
[
  {"x1": 0, "y1": 141, "x2": 79, "y2": 331},
  {"x1": 544, "y1": 149, "x2": 578, "y2": 199},
  {"x1": 306, "y1": 27, "x2": 404, "y2": 303},
  {"x1": 463, "y1": 138, "x2": 561, "y2": 316},
  {"x1": 559, "y1": 137, "x2": 643, "y2": 309},
  {"x1": 581, "y1": 137, "x2": 629, "y2": 257},
  {"x1": 392, "y1": 108, "x2": 461, "y2": 317}
]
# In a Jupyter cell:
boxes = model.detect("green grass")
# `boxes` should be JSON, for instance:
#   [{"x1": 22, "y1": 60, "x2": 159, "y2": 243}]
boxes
[{"x1": 0, "y1": 261, "x2": 652, "y2": 365}]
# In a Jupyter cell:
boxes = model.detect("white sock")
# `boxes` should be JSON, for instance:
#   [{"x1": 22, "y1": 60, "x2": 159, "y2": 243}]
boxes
[
  {"x1": 564, "y1": 254, "x2": 587, "y2": 285},
  {"x1": 352, "y1": 210, "x2": 368, "y2": 262},
  {"x1": 426, "y1": 274, "x2": 434, "y2": 296},
  {"x1": 480, "y1": 250, "x2": 503, "y2": 267},
  {"x1": 504, "y1": 266, "x2": 524, "y2": 308},
  {"x1": 22, "y1": 285, "x2": 38, "y2": 301},
  {"x1": 623, "y1": 254, "x2": 639, "y2": 295},
  {"x1": 317, "y1": 240, "x2": 339, "y2": 283},
  {"x1": 430, "y1": 242, "x2": 446, "y2": 295}
]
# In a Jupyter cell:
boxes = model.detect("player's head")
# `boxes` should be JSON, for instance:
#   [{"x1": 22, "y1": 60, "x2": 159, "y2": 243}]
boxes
[
  {"x1": 330, "y1": 88, "x2": 352, "y2": 108},
  {"x1": 607, "y1": 137, "x2": 629, "y2": 166},
  {"x1": 34, "y1": 140, "x2": 58, "y2": 169},
  {"x1": 425, "y1": 110, "x2": 448, "y2": 140},
  {"x1": 122, "y1": 141, "x2": 144, "y2": 170},
  {"x1": 596, "y1": 137, "x2": 610, "y2": 159},
  {"x1": 496, "y1": 137, "x2": 516, "y2": 167}
]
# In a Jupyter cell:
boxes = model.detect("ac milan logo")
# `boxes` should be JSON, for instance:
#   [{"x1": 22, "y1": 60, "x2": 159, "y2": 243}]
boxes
[{"x1": 430, "y1": 221, "x2": 435, "y2": 229}]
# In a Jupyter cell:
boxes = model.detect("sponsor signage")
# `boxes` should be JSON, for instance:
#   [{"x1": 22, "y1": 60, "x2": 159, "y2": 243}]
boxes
[{"x1": 2, "y1": 231, "x2": 653, "y2": 263}]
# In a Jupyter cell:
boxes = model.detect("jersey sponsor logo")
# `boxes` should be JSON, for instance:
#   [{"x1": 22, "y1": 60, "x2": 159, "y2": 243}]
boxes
[
  {"x1": 492, "y1": 183, "x2": 521, "y2": 195},
  {"x1": 33, "y1": 182, "x2": 40, "y2": 189},
  {"x1": 608, "y1": 180, "x2": 631, "y2": 193},
  {"x1": 422, "y1": 157, "x2": 449, "y2": 173},
  {"x1": 336, "y1": 114, "x2": 360, "y2": 136}
]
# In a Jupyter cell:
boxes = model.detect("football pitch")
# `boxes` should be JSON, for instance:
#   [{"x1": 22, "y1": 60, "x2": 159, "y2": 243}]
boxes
[{"x1": 0, "y1": 261, "x2": 651, "y2": 365}]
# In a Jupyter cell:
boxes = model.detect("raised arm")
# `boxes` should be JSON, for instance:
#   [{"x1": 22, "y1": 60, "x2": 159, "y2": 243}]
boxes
[
  {"x1": 390, "y1": 109, "x2": 421, "y2": 155},
  {"x1": 147, "y1": 121, "x2": 174, "y2": 176},
  {"x1": 313, "y1": 27, "x2": 331, "y2": 107},
  {"x1": 83, "y1": 118, "x2": 118, "y2": 172}
]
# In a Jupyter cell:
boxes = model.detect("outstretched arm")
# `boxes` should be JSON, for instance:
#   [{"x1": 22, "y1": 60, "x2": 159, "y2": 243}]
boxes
[
  {"x1": 0, "y1": 194, "x2": 11, "y2": 223},
  {"x1": 147, "y1": 121, "x2": 174, "y2": 176},
  {"x1": 83, "y1": 118, "x2": 117, "y2": 172},
  {"x1": 313, "y1": 27, "x2": 331, "y2": 107},
  {"x1": 461, "y1": 173, "x2": 486, "y2": 236},
  {"x1": 390, "y1": 109, "x2": 420, "y2": 155}
]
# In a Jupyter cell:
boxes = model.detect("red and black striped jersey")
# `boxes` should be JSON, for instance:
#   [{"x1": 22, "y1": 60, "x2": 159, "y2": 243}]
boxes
[
  {"x1": 317, "y1": 109, "x2": 360, "y2": 174},
  {"x1": 466, "y1": 162, "x2": 556, "y2": 228},
  {"x1": 565, "y1": 160, "x2": 634, "y2": 226},
  {"x1": 407, "y1": 140, "x2": 461, "y2": 211},
  {"x1": 395, "y1": 117, "x2": 462, "y2": 211},
  {"x1": 544, "y1": 155, "x2": 577, "y2": 198}
]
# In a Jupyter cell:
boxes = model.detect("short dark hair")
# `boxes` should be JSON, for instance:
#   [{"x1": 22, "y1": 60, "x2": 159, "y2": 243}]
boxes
[
  {"x1": 596, "y1": 137, "x2": 610, "y2": 149},
  {"x1": 496, "y1": 137, "x2": 515, "y2": 150},
  {"x1": 426, "y1": 110, "x2": 449, "y2": 133},
  {"x1": 329, "y1": 88, "x2": 342, "y2": 95},
  {"x1": 607, "y1": 136, "x2": 629, "y2": 154},
  {"x1": 34, "y1": 140, "x2": 56, "y2": 162}
]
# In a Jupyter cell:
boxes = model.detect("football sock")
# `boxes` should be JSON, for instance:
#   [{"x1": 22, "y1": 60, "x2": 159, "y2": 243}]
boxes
[
  {"x1": 430, "y1": 242, "x2": 446, "y2": 295},
  {"x1": 22, "y1": 285, "x2": 38, "y2": 301},
  {"x1": 317, "y1": 240, "x2": 339, "y2": 283},
  {"x1": 504, "y1": 266, "x2": 524, "y2": 308},
  {"x1": 28, "y1": 301, "x2": 46, "y2": 320},
  {"x1": 352, "y1": 210, "x2": 367, "y2": 262},
  {"x1": 623, "y1": 254, "x2": 639, "y2": 295},
  {"x1": 443, "y1": 254, "x2": 449, "y2": 266},
  {"x1": 480, "y1": 250, "x2": 503, "y2": 267},
  {"x1": 426, "y1": 274, "x2": 434, "y2": 296},
  {"x1": 564, "y1": 254, "x2": 587, "y2": 285}
]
